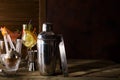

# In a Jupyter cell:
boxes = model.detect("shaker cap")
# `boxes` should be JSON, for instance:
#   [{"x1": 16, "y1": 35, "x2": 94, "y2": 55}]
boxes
[{"x1": 42, "y1": 22, "x2": 53, "y2": 32}]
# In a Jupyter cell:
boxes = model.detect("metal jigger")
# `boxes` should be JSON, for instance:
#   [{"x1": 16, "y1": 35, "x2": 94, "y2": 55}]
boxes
[{"x1": 28, "y1": 50, "x2": 36, "y2": 71}]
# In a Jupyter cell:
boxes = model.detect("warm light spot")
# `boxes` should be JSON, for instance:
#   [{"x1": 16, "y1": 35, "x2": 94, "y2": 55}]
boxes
[{"x1": 0, "y1": 27, "x2": 7, "y2": 36}]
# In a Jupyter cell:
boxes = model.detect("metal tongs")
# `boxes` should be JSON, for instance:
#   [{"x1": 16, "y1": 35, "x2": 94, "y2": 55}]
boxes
[{"x1": 58, "y1": 35, "x2": 68, "y2": 77}]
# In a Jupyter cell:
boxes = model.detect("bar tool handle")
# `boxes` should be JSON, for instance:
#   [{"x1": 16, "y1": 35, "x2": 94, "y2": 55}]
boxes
[{"x1": 58, "y1": 35, "x2": 68, "y2": 77}]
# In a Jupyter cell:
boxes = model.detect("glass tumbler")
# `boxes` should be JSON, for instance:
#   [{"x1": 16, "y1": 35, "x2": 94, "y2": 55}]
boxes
[{"x1": 0, "y1": 39, "x2": 22, "y2": 75}]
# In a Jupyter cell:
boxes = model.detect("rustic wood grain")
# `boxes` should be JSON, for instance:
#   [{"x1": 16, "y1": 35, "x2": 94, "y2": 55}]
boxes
[
  {"x1": 0, "y1": 0, "x2": 39, "y2": 30},
  {"x1": 0, "y1": 59, "x2": 120, "y2": 80}
]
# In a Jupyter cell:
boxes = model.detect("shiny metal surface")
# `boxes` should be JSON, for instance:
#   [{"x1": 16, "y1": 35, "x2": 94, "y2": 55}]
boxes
[
  {"x1": 37, "y1": 39, "x2": 57, "y2": 75},
  {"x1": 28, "y1": 50, "x2": 36, "y2": 71},
  {"x1": 59, "y1": 35, "x2": 68, "y2": 77},
  {"x1": 37, "y1": 23, "x2": 68, "y2": 76},
  {"x1": 37, "y1": 23, "x2": 57, "y2": 75}
]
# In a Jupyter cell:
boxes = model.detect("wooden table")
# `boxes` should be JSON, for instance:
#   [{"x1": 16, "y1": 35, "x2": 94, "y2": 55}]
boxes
[{"x1": 0, "y1": 59, "x2": 120, "y2": 80}]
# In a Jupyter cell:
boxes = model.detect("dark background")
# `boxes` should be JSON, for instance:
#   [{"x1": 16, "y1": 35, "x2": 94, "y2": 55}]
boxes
[
  {"x1": 0, "y1": 0, "x2": 120, "y2": 62},
  {"x1": 47, "y1": 0, "x2": 120, "y2": 62}
]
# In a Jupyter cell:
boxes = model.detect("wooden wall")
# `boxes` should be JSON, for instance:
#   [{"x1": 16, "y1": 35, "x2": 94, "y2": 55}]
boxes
[
  {"x1": 0, "y1": 0, "x2": 39, "y2": 38},
  {"x1": 0, "y1": 0, "x2": 39, "y2": 58},
  {"x1": 1, "y1": 0, "x2": 120, "y2": 62},
  {"x1": 47, "y1": 0, "x2": 120, "y2": 61}
]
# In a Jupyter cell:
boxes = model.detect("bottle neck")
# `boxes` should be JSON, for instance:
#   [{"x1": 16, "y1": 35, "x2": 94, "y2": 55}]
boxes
[
  {"x1": 22, "y1": 24, "x2": 33, "y2": 31},
  {"x1": 28, "y1": 24, "x2": 33, "y2": 31},
  {"x1": 23, "y1": 24, "x2": 27, "y2": 31}
]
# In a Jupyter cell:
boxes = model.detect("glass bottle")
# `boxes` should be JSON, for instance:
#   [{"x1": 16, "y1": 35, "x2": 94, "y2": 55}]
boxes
[{"x1": 22, "y1": 24, "x2": 37, "y2": 71}]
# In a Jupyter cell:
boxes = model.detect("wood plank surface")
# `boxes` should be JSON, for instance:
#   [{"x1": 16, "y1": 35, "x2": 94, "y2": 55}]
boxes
[{"x1": 0, "y1": 59, "x2": 120, "y2": 80}]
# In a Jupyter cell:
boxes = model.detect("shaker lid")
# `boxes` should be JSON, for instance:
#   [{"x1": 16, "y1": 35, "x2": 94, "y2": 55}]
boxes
[
  {"x1": 42, "y1": 22, "x2": 53, "y2": 32},
  {"x1": 37, "y1": 22, "x2": 56, "y2": 40}
]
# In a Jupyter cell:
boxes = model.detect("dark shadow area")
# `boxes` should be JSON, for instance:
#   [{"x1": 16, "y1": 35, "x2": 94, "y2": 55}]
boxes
[
  {"x1": 101, "y1": 18, "x2": 120, "y2": 63},
  {"x1": 102, "y1": 43, "x2": 120, "y2": 63},
  {"x1": 68, "y1": 60, "x2": 117, "y2": 77}
]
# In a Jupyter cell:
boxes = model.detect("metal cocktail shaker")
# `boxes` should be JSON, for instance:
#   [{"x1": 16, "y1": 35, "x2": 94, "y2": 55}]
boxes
[
  {"x1": 37, "y1": 23, "x2": 58, "y2": 75},
  {"x1": 37, "y1": 23, "x2": 68, "y2": 76}
]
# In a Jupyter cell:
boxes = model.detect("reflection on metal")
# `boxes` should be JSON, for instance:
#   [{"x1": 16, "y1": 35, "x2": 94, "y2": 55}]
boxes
[
  {"x1": 37, "y1": 23, "x2": 68, "y2": 76},
  {"x1": 59, "y1": 35, "x2": 68, "y2": 77}
]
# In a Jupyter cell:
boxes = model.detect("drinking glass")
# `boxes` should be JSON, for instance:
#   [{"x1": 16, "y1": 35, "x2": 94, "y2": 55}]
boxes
[
  {"x1": 22, "y1": 24, "x2": 37, "y2": 71},
  {"x1": 0, "y1": 39, "x2": 22, "y2": 75},
  {"x1": 0, "y1": 27, "x2": 22, "y2": 76}
]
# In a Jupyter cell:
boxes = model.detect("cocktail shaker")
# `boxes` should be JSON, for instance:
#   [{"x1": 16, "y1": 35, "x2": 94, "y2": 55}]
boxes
[
  {"x1": 37, "y1": 23, "x2": 68, "y2": 76},
  {"x1": 37, "y1": 23, "x2": 58, "y2": 75}
]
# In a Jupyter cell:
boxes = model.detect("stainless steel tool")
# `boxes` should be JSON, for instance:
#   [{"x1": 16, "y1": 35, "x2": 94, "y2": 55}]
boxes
[
  {"x1": 58, "y1": 35, "x2": 68, "y2": 77},
  {"x1": 37, "y1": 23, "x2": 68, "y2": 76}
]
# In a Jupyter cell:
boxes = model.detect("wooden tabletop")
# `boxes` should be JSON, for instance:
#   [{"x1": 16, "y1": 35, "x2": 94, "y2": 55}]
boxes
[{"x1": 0, "y1": 59, "x2": 120, "y2": 80}]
